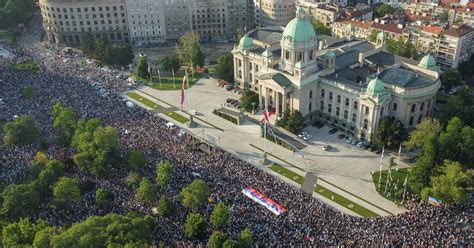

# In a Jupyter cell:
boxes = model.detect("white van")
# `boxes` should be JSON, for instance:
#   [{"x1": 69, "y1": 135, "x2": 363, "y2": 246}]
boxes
[{"x1": 166, "y1": 122, "x2": 176, "y2": 129}]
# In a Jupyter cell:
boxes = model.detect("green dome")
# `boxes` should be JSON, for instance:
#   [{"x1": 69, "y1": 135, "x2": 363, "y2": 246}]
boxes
[
  {"x1": 282, "y1": 8, "x2": 316, "y2": 43},
  {"x1": 323, "y1": 50, "x2": 336, "y2": 57},
  {"x1": 238, "y1": 34, "x2": 254, "y2": 50},
  {"x1": 295, "y1": 60, "x2": 305, "y2": 69},
  {"x1": 377, "y1": 31, "x2": 388, "y2": 40},
  {"x1": 366, "y1": 77, "x2": 385, "y2": 96},
  {"x1": 418, "y1": 54, "x2": 437, "y2": 70},
  {"x1": 346, "y1": 22, "x2": 355, "y2": 31},
  {"x1": 262, "y1": 48, "x2": 272, "y2": 57}
]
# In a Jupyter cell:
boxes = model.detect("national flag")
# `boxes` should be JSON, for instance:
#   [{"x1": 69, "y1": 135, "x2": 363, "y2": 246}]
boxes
[
  {"x1": 398, "y1": 144, "x2": 402, "y2": 155},
  {"x1": 242, "y1": 186, "x2": 286, "y2": 215},
  {"x1": 428, "y1": 196, "x2": 443, "y2": 207},
  {"x1": 180, "y1": 70, "x2": 188, "y2": 106},
  {"x1": 157, "y1": 68, "x2": 161, "y2": 77}
]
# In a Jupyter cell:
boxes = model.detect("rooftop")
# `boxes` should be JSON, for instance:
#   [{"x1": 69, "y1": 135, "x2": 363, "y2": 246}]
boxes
[
  {"x1": 365, "y1": 51, "x2": 418, "y2": 68},
  {"x1": 321, "y1": 65, "x2": 374, "y2": 90},
  {"x1": 248, "y1": 26, "x2": 284, "y2": 44},
  {"x1": 378, "y1": 67, "x2": 435, "y2": 88},
  {"x1": 371, "y1": 22, "x2": 404, "y2": 34},
  {"x1": 443, "y1": 25, "x2": 474, "y2": 37}
]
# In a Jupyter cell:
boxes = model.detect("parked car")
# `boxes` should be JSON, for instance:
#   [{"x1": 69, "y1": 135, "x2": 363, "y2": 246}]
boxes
[
  {"x1": 298, "y1": 132, "x2": 308, "y2": 138},
  {"x1": 139, "y1": 52, "x2": 147, "y2": 58},
  {"x1": 337, "y1": 133, "x2": 345, "y2": 139},
  {"x1": 225, "y1": 85, "x2": 234, "y2": 91},
  {"x1": 322, "y1": 145, "x2": 332, "y2": 151},
  {"x1": 346, "y1": 136, "x2": 353, "y2": 143},
  {"x1": 329, "y1": 128, "x2": 338, "y2": 134},
  {"x1": 356, "y1": 141, "x2": 366, "y2": 148},
  {"x1": 303, "y1": 134, "x2": 313, "y2": 141},
  {"x1": 226, "y1": 98, "x2": 234, "y2": 104},
  {"x1": 351, "y1": 139, "x2": 359, "y2": 145},
  {"x1": 165, "y1": 122, "x2": 176, "y2": 129}
]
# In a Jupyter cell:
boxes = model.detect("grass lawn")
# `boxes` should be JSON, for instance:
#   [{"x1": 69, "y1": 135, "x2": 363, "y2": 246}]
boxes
[
  {"x1": 372, "y1": 167, "x2": 411, "y2": 205},
  {"x1": 269, "y1": 164, "x2": 379, "y2": 217},
  {"x1": 149, "y1": 71, "x2": 204, "y2": 91},
  {"x1": 14, "y1": 60, "x2": 40, "y2": 74},
  {"x1": 436, "y1": 92, "x2": 453, "y2": 103},
  {"x1": 126, "y1": 92, "x2": 163, "y2": 109},
  {"x1": 163, "y1": 112, "x2": 188, "y2": 124}
]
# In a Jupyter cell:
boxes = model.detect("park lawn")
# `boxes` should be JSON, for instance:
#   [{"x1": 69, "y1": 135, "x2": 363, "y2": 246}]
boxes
[
  {"x1": 372, "y1": 167, "x2": 411, "y2": 204},
  {"x1": 14, "y1": 60, "x2": 40, "y2": 74},
  {"x1": 150, "y1": 71, "x2": 203, "y2": 91},
  {"x1": 163, "y1": 112, "x2": 188, "y2": 124},
  {"x1": 270, "y1": 164, "x2": 379, "y2": 217},
  {"x1": 126, "y1": 92, "x2": 163, "y2": 109}
]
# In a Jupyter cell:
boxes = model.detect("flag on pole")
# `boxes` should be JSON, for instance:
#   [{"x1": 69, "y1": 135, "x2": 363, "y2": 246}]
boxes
[
  {"x1": 397, "y1": 144, "x2": 402, "y2": 171},
  {"x1": 180, "y1": 70, "x2": 188, "y2": 106},
  {"x1": 148, "y1": 65, "x2": 152, "y2": 78},
  {"x1": 172, "y1": 68, "x2": 175, "y2": 77}
]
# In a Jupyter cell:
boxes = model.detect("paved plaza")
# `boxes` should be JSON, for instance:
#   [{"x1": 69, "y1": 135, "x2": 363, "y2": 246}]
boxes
[{"x1": 129, "y1": 77, "x2": 410, "y2": 216}]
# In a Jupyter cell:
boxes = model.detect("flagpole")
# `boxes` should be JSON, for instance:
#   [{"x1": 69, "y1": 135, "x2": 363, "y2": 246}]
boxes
[
  {"x1": 401, "y1": 175, "x2": 408, "y2": 204},
  {"x1": 397, "y1": 144, "x2": 401, "y2": 171},
  {"x1": 187, "y1": 68, "x2": 191, "y2": 113},
  {"x1": 158, "y1": 70, "x2": 162, "y2": 90},
  {"x1": 172, "y1": 68, "x2": 176, "y2": 90},
  {"x1": 378, "y1": 146, "x2": 384, "y2": 188}
]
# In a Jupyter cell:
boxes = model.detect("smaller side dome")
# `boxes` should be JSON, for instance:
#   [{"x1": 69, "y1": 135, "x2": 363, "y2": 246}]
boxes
[
  {"x1": 262, "y1": 48, "x2": 272, "y2": 57},
  {"x1": 366, "y1": 77, "x2": 385, "y2": 96},
  {"x1": 295, "y1": 60, "x2": 305, "y2": 69},
  {"x1": 238, "y1": 34, "x2": 254, "y2": 50},
  {"x1": 418, "y1": 54, "x2": 437, "y2": 70},
  {"x1": 323, "y1": 50, "x2": 336, "y2": 58},
  {"x1": 377, "y1": 31, "x2": 388, "y2": 40},
  {"x1": 346, "y1": 22, "x2": 355, "y2": 31}
]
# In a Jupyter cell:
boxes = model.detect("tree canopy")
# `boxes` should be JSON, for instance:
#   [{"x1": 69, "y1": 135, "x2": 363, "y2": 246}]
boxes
[
  {"x1": 52, "y1": 177, "x2": 81, "y2": 208},
  {"x1": 440, "y1": 69, "x2": 461, "y2": 90},
  {"x1": 176, "y1": 32, "x2": 206, "y2": 67},
  {"x1": 373, "y1": 117, "x2": 403, "y2": 148},
  {"x1": 156, "y1": 195, "x2": 174, "y2": 217},
  {"x1": 440, "y1": 86, "x2": 474, "y2": 127},
  {"x1": 3, "y1": 115, "x2": 40, "y2": 146},
  {"x1": 210, "y1": 202, "x2": 230, "y2": 228},
  {"x1": 156, "y1": 161, "x2": 173, "y2": 189},
  {"x1": 312, "y1": 20, "x2": 331, "y2": 36},
  {"x1": 71, "y1": 118, "x2": 120, "y2": 177},
  {"x1": 136, "y1": 178, "x2": 157, "y2": 205},
  {"x1": 2, "y1": 218, "x2": 49, "y2": 247},
  {"x1": 215, "y1": 53, "x2": 234, "y2": 83},
  {"x1": 375, "y1": 4, "x2": 396, "y2": 17},
  {"x1": 180, "y1": 179, "x2": 210, "y2": 211},
  {"x1": 126, "y1": 149, "x2": 147, "y2": 170},
  {"x1": 0, "y1": 0, "x2": 36, "y2": 29},
  {"x1": 207, "y1": 231, "x2": 227, "y2": 248},
  {"x1": 160, "y1": 55, "x2": 180, "y2": 73},
  {"x1": 52, "y1": 101, "x2": 77, "y2": 146},
  {"x1": 386, "y1": 38, "x2": 418, "y2": 60},
  {"x1": 184, "y1": 213, "x2": 206, "y2": 239},
  {"x1": 279, "y1": 110, "x2": 305, "y2": 134},
  {"x1": 1, "y1": 182, "x2": 41, "y2": 219},
  {"x1": 80, "y1": 33, "x2": 133, "y2": 67},
  {"x1": 136, "y1": 57, "x2": 149, "y2": 79},
  {"x1": 239, "y1": 90, "x2": 259, "y2": 112}
]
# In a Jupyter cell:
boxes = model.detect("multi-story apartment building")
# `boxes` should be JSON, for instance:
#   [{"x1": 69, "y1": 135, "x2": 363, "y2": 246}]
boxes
[
  {"x1": 299, "y1": 3, "x2": 340, "y2": 26},
  {"x1": 233, "y1": 8, "x2": 440, "y2": 140},
  {"x1": 254, "y1": 0, "x2": 296, "y2": 27},
  {"x1": 39, "y1": 0, "x2": 129, "y2": 45},
  {"x1": 228, "y1": 0, "x2": 254, "y2": 39},
  {"x1": 126, "y1": 0, "x2": 166, "y2": 45},
  {"x1": 190, "y1": 0, "x2": 229, "y2": 41},
  {"x1": 436, "y1": 25, "x2": 474, "y2": 68},
  {"x1": 331, "y1": 19, "x2": 373, "y2": 40},
  {"x1": 164, "y1": 0, "x2": 192, "y2": 41}
]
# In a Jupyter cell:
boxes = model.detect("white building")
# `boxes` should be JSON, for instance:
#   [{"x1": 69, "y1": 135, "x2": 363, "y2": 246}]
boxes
[
  {"x1": 126, "y1": 0, "x2": 166, "y2": 45},
  {"x1": 233, "y1": 8, "x2": 441, "y2": 140}
]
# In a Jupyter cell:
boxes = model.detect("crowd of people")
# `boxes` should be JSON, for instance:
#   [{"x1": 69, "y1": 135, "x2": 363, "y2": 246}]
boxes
[{"x1": 0, "y1": 41, "x2": 472, "y2": 246}]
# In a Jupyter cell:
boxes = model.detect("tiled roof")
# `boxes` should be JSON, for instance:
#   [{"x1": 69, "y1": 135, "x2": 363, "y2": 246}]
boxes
[
  {"x1": 443, "y1": 25, "x2": 474, "y2": 37},
  {"x1": 347, "y1": 7, "x2": 373, "y2": 18},
  {"x1": 371, "y1": 22, "x2": 403, "y2": 34},
  {"x1": 335, "y1": 19, "x2": 372, "y2": 29},
  {"x1": 422, "y1": 25, "x2": 444, "y2": 34}
]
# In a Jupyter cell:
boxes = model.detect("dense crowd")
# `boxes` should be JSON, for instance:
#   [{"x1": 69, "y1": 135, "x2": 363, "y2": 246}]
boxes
[{"x1": 0, "y1": 42, "x2": 472, "y2": 246}]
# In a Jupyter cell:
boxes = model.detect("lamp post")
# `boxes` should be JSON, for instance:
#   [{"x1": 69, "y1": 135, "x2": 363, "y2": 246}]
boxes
[{"x1": 251, "y1": 102, "x2": 256, "y2": 115}]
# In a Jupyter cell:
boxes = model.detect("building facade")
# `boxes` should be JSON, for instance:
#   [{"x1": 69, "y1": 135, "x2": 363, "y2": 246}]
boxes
[
  {"x1": 164, "y1": 0, "x2": 192, "y2": 41},
  {"x1": 126, "y1": 0, "x2": 166, "y2": 45},
  {"x1": 39, "y1": 0, "x2": 130, "y2": 45},
  {"x1": 233, "y1": 8, "x2": 441, "y2": 140},
  {"x1": 254, "y1": 0, "x2": 296, "y2": 27}
]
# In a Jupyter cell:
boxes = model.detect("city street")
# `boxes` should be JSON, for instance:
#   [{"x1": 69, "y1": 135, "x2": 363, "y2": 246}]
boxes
[{"x1": 131, "y1": 77, "x2": 409, "y2": 216}]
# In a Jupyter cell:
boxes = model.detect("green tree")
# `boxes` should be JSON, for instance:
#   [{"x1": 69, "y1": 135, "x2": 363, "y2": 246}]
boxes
[
  {"x1": 33, "y1": 151, "x2": 49, "y2": 165},
  {"x1": 156, "y1": 196, "x2": 174, "y2": 217},
  {"x1": 95, "y1": 188, "x2": 113, "y2": 206},
  {"x1": 238, "y1": 228, "x2": 253, "y2": 248},
  {"x1": 440, "y1": 86, "x2": 474, "y2": 127},
  {"x1": 408, "y1": 135, "x2": 438, "y2": 193},
  {"x1": 125, "y1": 171, "x2": 142, "y2": 189},
  {"x1": 136, "y1": 57, "x2": 149, "y2": 79},
  {"x1": 369, "y1": 30, "x2": 380, "y2": 42},
  {"x1": 223, "y1": 239, "x2": 238, "y2": 248},
  {"x1": 33, "y1": 226, "x2": 56, "y2": 248},
  {"x1": 112, "y1": 43, "x2": 134, "y2": 66},
  {"x1": 160, "y1": 55, "x2": 180, "y2": 72},
  {"x1": 3, "y1": 115, "x2": 40, "y2": 145},
  {"x1": 234, "y1": 27, "x2": 245, "y2": 42},
  {"x1": 136, "y1": 178, "x2": 157, "y2": 205},
  {"x1": 51, "y1": 214, "x2": 154, "y2": 247},
  {"x1": 284, "y1": 110, "x2": 305, "y2": 134},
  {"x1": 2, "y1": 218, "x2": 49, "y2": 247},
  {"x1": 404, "y1": 118, "x2": 442, "y2": 150},
  {"x1": 184, "y1": 213, "x2": 206, "y2": 239},
  {"x1": 437, "y1": 10, "x2": 449, "y2": 22},
  {"x1": 0, "y1": 0, "x2": 36, "y2": 29},
  {"x1": 126, "y1": 149, "x2": 147, "y2": 170},
  {"x1": 239, "y1": 90, "x2": 259, "y2": 112},
  {"x1": 156, "y1": 161, "x2": 173, "y2": 188},
  {"x1": 440, "y1": 69, "x2": 461, "y2": 89},
  {"x1": 21, "y1": 84, "x2": 35, "y2": 99},
  {"x1": 180, "y1": 179, "x2": 210, "y2": 211},
  {"x1": 210, "y1": 202, "x2": 229, "y2": 228},
  {"x1": 52, "y1": 177, "x2": 81, "y2": 208},
  {"x1": 387, "y1": 38, "x2": 418, "y2": 59},
  {"x1": 37, "y1": 160, "x2": 64, "y2": 193},
  {"x1": 1, "y1": 182, "x2": 40, "y2": 219},
  {"x1": 376, "y1": 4, "x2": 396, "y2": 17},
  {"x1": 215, "y1": 53, "x2": 234, "y2": 83},
  {"x1": 176, "y1": 32, "x2": 206, "y2": 67},
  {"x1": 71, "y1": 118, "x2": 120, "y2": 177},
  {"x1": 312, "y1": 20, "x2": 331, "y2": 36},
  {"x1": 373, "y1": 117, "x2": 403, "y2": 148},
  {"x1": 207, "y1": 231, "x2": 226, "y2": 248},
  {"x1": 438, "y1": 117, "x2": 474, "y2": 168},
  {"x1": 422, "y1": 160, "x2": 471, "y2": 205},
  {"x1": 52, "y1": 101, "x2": 77, "y2": 146},
  {"x1": 81, "y1": 32, "x2": 96, "y2": 57}
]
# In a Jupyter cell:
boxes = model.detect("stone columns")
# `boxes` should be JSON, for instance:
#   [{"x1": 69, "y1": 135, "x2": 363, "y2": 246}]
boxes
[
  {"x1": 282, "y1": 92, "x2": 286, "y2": 114},
  {"x1": 264, "y1": 87, "x2": 269, "y2": 110},
  {"x1": 276, "y1": 92, "x2": 280, "y2": 116},
  {"x1": 259, "y1": 85, "x2": 263, "y2": 109}
]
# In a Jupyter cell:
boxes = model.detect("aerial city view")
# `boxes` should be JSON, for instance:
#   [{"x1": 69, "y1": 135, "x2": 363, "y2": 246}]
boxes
[{"x1": 0, "y1": 0, "x2": 473, "y2": 246}]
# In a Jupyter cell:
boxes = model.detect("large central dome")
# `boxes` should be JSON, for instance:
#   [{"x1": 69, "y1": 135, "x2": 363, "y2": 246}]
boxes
[{"x1": 282, "y1": 7, "x2": 316, "y2": 43}]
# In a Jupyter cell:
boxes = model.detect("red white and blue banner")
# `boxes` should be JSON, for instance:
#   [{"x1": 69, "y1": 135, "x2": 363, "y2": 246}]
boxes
[
  {"x1": 242, "y1": 186, "x2": 286, "y2": 216},
  {"x1": 180, "y1": 70, "x2": 188, "y2": 106},
  {"x1": 428, "y1": 196, "x2": 443, "y2": 207}
]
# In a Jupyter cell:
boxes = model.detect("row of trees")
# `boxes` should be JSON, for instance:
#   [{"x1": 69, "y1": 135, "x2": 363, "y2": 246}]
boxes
[
  {"x1": 386, "y1": 38, "x2": 419, "y2": 60},
  {"x1": 279, "y1": 110, "x2": 305, "y2": 134},
  {"x1": 81, "y1": 33, "x2": 134, "y2": 67},
  {"x1": 0, "y1": 0, "x2": 35, "y2": 29},
  {"x1": 312, "y1": 20, "x2": 332, "y2": 36}
]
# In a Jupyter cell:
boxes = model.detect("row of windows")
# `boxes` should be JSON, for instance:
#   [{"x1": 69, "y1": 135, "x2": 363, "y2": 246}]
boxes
[
  {"x1": 49, "y1": 19, "x2": 127, "y2": 27},
  {"x1": 320, "y1": 89, "x2": 358, "y2": 110},
  {"x1": 43, "y1": 5, "x2": 124, "y2": 13},
  {"x1": 319, "y1": 101, "x2": 359, "y2": 123}
]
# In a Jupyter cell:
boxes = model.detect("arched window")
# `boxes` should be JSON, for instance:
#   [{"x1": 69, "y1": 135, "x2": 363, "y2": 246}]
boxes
[
  {"x1": 345, "y1": 98, "x2": 350, "y2": 107},
  {"x1": 392, "y1": 103, "x2": 397, "y2": 112},
  {"x1": 321, "y1": 89, "x2": 325, "y2": 98},
  {"x1": 365, "y1": 106, "x2": 369, "y2": 115},
  {"x1": 309, "y1": 50, "x2": 314, "y2": 60},
  {"x1": 320, "y1": 101, "x2": 324, "y2": 110},
  {"x1": 337, "y1": 95, "x2": 341, "y2": 103},
  {"x1": 354, "y1": 102, "x2": 358, "y2": 110},
  {"x1": 344, "y1": 110, "x2": 348, "y2": 119},
  {"x1": 363, "y1": 119, "x2": 368, "y2": 129},
  {"x1": 420, "y1": 102, "x2": 424, "y2": 111},
  {"x1": 411, "y1": 104, "x2": 416, "y2": 113},
  {"x1": 328, "y1": 104, "x2": 332, "y2": 113},
  {"x1": 352, "y1": 113, "x2": 357, "y2": 122},
  {"x1": 336, "y1": 107, "x2": 340, "y2": 116},
  {"x1": 381, "y1": 107, "x2": 384, "y2": 116},
  {"x1": 329, "y1": 92, "x2": 333, "y2": 100},
  {"x1": 309, "y1": 90, "x2": 313, "y2": 99}
]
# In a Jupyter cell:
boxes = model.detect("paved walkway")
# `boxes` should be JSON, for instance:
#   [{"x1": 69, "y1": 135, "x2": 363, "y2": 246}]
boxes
[{"x1": 128, "y1": 79, "x2": 410, "y2": 216}]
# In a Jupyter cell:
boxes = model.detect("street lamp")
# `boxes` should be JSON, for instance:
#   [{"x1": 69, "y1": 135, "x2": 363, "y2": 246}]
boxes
[{"x1": 251, "y1": 102, "x2": 256, "y2": 115}]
